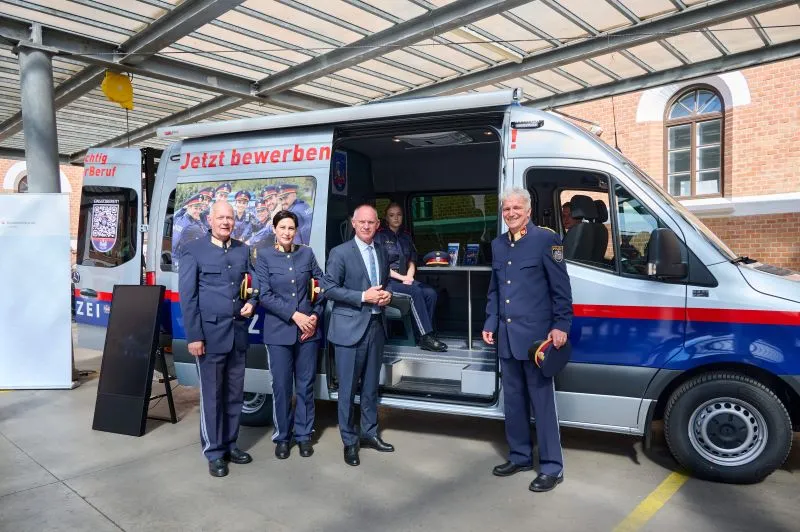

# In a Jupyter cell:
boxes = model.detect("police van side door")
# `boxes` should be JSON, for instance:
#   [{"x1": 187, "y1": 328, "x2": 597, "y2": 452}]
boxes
[
  {"x1": 514, "y1": 158, "x2": 688, "y2": 434},
  {"x1": 74, "y1": 149, "x2": 143, "y2": 346}
]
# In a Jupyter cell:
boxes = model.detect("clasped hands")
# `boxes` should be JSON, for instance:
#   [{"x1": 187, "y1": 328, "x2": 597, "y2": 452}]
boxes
[
  {"x1": 364, "y1": 285, "x2": 392, "y2": 306},
  {"x1": 293, "y1": 312, "x2": 319, "y2": 342}
]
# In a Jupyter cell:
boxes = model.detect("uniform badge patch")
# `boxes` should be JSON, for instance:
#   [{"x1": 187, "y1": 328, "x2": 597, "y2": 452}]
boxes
[{"x1": 552, "y1": 245, "x2": 564, "y2": 262}]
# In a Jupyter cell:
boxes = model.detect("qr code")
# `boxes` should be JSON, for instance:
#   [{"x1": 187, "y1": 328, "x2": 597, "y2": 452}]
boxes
[{"x1": 91, "y1": 203, "x2": 119, "y2": 238}]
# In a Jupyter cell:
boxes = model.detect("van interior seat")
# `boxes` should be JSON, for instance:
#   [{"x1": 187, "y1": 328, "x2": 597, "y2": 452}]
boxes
[
  {"x1": 592, "y1": 199, "x2": 609, "y2": 263},
  {"x1": 563, "y1": 195, "x2": 597, "y2": 262}
]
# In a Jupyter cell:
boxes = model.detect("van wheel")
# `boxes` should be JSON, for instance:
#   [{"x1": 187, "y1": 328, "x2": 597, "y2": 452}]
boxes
[
  {"x1": 664, "y1": 372, "x2": 792, "y2": 484},
  {"x1": 240, "y1": 392, "x2": 273, "y2": 427}
]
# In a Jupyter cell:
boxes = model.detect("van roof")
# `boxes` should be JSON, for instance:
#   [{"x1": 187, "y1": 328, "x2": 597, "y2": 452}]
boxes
[{"x1": 156, "y1": 89, "x2": 522, "y2": 140}]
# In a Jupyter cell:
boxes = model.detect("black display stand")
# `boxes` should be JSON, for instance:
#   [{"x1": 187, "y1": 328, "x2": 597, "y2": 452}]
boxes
[{"x1": 92, "y1": 284, "x2": 176, "y2": 436}]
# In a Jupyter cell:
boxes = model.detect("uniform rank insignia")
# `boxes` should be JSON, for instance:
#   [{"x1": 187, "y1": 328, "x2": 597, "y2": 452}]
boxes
[{"x1": 552, "y1": 245, "x2": 564, "y2": 262}]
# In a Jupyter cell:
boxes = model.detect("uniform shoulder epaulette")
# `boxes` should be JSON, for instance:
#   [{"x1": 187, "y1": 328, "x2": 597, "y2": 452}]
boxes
[{"x1": 538, "y1": 225, "x2": 556, "y2": 233}]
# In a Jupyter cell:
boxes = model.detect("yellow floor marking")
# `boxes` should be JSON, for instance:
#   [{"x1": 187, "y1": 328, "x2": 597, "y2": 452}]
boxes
[{"x1": 612, "y1": 471, "x2": 689, "y2": 532}]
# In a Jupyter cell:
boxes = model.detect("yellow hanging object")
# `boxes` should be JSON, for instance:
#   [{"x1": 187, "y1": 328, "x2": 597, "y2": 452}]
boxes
[{"x1": 101, "y1": 71, "x2": 134, "y2": 110}]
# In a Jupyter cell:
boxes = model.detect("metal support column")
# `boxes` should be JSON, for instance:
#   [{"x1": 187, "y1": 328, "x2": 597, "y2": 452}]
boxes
[{"x1": 17, "y1": 39, "x2": 60, "y2": 193}]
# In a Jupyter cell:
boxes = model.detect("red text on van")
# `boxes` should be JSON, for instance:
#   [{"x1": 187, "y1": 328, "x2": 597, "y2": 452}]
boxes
[
  {"x1": 179, "y1": 144, "x2": 332, "y2": 170},
  {"x1": 84, "y1": 165, "x2": 117, "y2": 177}
]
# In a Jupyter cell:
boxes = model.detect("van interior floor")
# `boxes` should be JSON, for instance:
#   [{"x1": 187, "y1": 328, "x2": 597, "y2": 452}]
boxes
[{"x1": 381, "y1": 337, "x2": 496, "y2": 399}]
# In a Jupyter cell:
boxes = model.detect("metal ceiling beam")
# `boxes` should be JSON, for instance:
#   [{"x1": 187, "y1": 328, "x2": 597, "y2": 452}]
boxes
[
  {"x1": 0, "y1": 0, "x2": 246, "y2": 142},
  {"x1": 394, "y1": 0, "x2": 795, "y2": 98},
  {"x1": 527, "y1": 38, "x2": 800, "y2": 110}
]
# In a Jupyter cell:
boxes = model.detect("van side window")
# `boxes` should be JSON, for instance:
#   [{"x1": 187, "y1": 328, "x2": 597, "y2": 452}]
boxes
[
  {"x1": 614, "y1": 183, "x2": 665, "y2": 276},
  {"x1": 160, "y1": 189, "x2": 176, "y2": 272},
  {"x1": 76, "y1": 186, "x2": 138, "y2": 268},
  {"x1": 559, "y1": 189, "x2": 615, "y2": 272},
  {"x1": 410, "y1": 192, "x2": 497, "y2": 265}
]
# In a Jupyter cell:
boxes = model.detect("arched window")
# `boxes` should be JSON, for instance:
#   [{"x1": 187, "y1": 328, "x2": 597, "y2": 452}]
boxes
[
  {"x1": 665, "y1": 87, "x2": 723, "y2": 198},
  {"x1": 16, "y1": 175, "x2": 28, "y2": 193}
]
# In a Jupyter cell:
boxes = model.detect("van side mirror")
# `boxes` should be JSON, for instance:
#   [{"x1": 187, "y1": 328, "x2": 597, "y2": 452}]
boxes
[{"x1": 647, "y1": 228, "x2": 687, "y2": 279}]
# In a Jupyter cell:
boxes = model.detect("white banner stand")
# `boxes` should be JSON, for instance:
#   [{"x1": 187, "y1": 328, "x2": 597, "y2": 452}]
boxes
[{"x1": 0, "y1": 193, "x2": 72, "y2": 389}]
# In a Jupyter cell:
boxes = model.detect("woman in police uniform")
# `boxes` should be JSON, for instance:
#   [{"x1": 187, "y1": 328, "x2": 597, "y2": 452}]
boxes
[
  {"x1": 378, "y1": 203, "x2": 446, "y2": 352},
  {"x1": 255, "y1": 210, "x2": 324, "y2": 459}
]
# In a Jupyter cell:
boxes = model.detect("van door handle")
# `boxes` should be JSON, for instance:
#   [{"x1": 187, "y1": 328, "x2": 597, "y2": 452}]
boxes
[{"x1": 80, "y1": 289, "x2": 98, "y2": 298}]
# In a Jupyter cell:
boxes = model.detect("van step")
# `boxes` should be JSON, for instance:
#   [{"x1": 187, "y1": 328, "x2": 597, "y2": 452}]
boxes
[{"x1": 389, "y1": 377, "x2": 462, "y2": 395}]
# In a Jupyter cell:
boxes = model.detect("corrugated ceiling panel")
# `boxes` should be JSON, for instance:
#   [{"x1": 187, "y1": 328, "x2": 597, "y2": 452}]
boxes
[
  {"x1": 27, "y1": 0, "x2": 148, "y2": 32},
  {"x1": 589, "y1": 51, "x2": 648, "y2": 78},
  {"x1": 501, "y1": 77, "x2": 557, "y2": 100},
  {"x1": 242, "y1": 1, "x2": 364, "y2": 44},
  {"x1": 709, "y1": 18, "x2": 765, "y2": 54},
  {"x1": 311, "y1": 0, "x2": 394, "y2": 32},
  {"x1": 216, "y1": 10, "x2": 330, "y2": 58},
  {"x1": 756, "y1": 5, "x2": 800, "y2": 45},
  {"x1": 532, "y1": 69, "x2": 584, "y2": 92},
  {"x1": 0, "y1": 3, "x2": 128, "y2": 43},
  {"x1": 558, "y1": 61, "x2": 615, "y2": 86},
  {"x1": 665, "y1": 32, "x2": 723, "y2": 63},
  {"x1": 334, "y1": 67, "x2": 408, "y2": 92},
  {"x1": 292, "y1": 83, "x2": 363, "y2": 105},
  {"x1": 558, "y1": 0, "x2": 630, "y2": 32},
  {"x1": 356, "y1": 0, "x2": 428, "y2": 22},
  {"x1": 356, "y1": 58, "x2": 431, "y2": 85},
  {"x1": 412, "y1": 39, "x2": 489, "y2": 70},
  {"x1": 509, "y1": 3, "x2": 588, "y2": 44},
  {"x1": 382, "y1": 49, "x2": 459, "y2": 78},
  {"x1": 625, "y1": 42, "x2": 683, "y2": 70},
  {"x1": 91, "y1": 0, "x2": 175, "y2": 20},
  {"x1": 470, "y1": 14, "x2": 551, "y2": 55},
  {"x1": 618, "y1": 0, "x2": 676, "y2": 20},
  {"x1": 441, "y1": 30, "x2": 511, "y2": 63}
]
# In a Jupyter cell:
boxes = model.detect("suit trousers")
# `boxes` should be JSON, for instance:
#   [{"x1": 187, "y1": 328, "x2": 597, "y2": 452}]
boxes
[
  {"x1": 500, "y1": 356, "x2": 564, "y2": 476},
  {"x1": 335, "y1": 315, "x2": 385, "y2": 446},
  {"x1": 267, "y1": 340, "x2": 318, "y2": 443},
  {"x1": 195, "y1": 348, "x2": 246, "y2": 461}
]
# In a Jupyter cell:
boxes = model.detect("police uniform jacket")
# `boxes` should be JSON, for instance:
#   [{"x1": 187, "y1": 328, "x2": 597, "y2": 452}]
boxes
[
  {"x1": 484, "y1": 221, "x2": 573, "y2": 361},
  {"x1": 178, "y1": 235, "x2": 258, "y2": 354},
  {"x1": 232, "y1": 211, "x2": 255, "y2": 242},
  {"x1": 256, "y1": 244, "x2": 324, "y2": 346},
  {"x1": 288, "y1": 199, "x2": 313, "y2": 245},
  {"x1": 377, "y1": 226, "x2": 417, "y2": 275}
]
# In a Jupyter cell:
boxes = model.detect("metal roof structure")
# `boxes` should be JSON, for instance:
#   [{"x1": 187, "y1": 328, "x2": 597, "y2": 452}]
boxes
[{"x1": 1, "y1": 0, "x2": 799, "y2": 164}]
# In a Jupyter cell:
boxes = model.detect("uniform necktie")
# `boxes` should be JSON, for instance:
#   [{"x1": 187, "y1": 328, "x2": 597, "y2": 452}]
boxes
[{"x1": 368, "y1": 245, "x2": 378, "y2": 286}]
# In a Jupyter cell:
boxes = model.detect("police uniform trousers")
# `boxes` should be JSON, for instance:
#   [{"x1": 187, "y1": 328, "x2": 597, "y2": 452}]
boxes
[
  {"x1": 335, "y1": 315, "x2": 385, "y2": 446},
  {"x1": 501, "y1": 351, "x2": 564, "y2": 477},
  {"x1": 267, "y1": 338, "x2": 318, "y2": 443},
  {"x1": 386, "y1": 279, "x2": 437, "y2": 336},
  {"x1": 195, "y1": 348, "x2": 246, "y2": 461}
]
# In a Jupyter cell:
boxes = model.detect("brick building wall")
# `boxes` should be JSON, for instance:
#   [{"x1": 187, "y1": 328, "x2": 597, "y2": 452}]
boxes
[{"x1": 555, "y1": 59, "x2": 800, "y2": 270}]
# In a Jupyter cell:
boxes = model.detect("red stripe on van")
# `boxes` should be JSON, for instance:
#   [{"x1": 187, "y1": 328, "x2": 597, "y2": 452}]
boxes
[
  {"x1": 73, "y1": 288, "x2": 113, "y2": 302},
  {"x1": 573, "y1": 304, "x2": 685, "y2": 321},
  {"x1": 686, "y1": 308, "x2": 799, "y2": 326}
]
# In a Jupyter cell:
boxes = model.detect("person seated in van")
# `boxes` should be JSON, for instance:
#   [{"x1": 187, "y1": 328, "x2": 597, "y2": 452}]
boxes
[
  {"x1": 561, "y1": 201, "x2": 578, "y2": 232},
  {"x1": 278, "y1": 183, "x2": 312, "y2": 245},
  {"x1": 255, "y1": 210, "x2": 325, "y2": 460},
  {"x1": 232, "y1": 190, "x2": 255, "y2": 242},
  {"x1": 377, "y1": 203, "x2": 447, "y2": 353}
]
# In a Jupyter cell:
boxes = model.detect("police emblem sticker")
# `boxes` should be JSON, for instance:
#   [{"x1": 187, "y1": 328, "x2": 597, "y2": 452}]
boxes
[
  {"x1": 90, "y1": 200, "x2": 120, "y2": 253},
  {"x1": 552, "y1": 245, "x2": 564, "y2": 262}
]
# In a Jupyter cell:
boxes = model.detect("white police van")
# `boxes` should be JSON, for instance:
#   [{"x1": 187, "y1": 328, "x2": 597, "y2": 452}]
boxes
[{"x1": 74, "y1": 89, "x2": 799, "y2": 484}]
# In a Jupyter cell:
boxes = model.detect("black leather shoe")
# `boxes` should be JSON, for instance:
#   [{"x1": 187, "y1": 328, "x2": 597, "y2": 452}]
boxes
[
  {"x1": 227, "y1": 448, "x2": 252, "y2": 464},
  {"x1": 360, "y1": 436, "x2": 394, "y2": 452},
  {"x1": 344, "y1": 444, "x2": 360, "y2": 466},
  {"x1": 529, "y1": 473, "x2": 563, "y2": 492},
  {"x1": 208, "y1": 458, "x2": 228, "y2": 477},
  {"x1": 275, "y1": 441, "x2": 290, "y2": 459},
  {"x1": 492, "y1": 461, "x2": 534, "y2": 477},
  {"x1": 420, "y1": 334, "x2": 447, "y2": 352},
  {"x1": 298, "y1": 441, "x2": 314, "y2": 457}
]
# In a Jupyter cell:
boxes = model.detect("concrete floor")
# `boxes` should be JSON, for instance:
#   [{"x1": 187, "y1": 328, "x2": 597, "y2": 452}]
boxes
[{"x1": 2, "y1": 334, "x2": 799, "y2": 532}]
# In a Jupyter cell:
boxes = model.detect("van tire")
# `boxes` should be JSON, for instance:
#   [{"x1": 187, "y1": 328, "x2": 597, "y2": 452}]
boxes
[
  {"x1": 663, "y1": 372, "x2": 792, "y2": 484},
  {"x1": 240, "y1": 392, "x2": 273, "y2": 427}
]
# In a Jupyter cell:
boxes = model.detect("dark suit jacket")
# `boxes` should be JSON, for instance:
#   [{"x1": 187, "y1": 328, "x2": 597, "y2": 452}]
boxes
[
  {"x1": 323, "y1": 237, "x2": 392, "y2": 347},
  {"x1": 178, "y1": 235, "x2": 257, "y2": 354},
  {"x1": 256, "y1": 245, "x2": 324, "y2": 346}
]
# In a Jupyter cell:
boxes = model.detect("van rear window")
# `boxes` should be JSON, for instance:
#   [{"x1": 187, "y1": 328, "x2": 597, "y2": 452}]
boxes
[{"x1": 77, "y1": 186, "x2": 138, "y2": 268}]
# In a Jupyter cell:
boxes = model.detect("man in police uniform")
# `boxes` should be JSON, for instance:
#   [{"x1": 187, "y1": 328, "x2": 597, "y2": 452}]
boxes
[
  {"x1": 278, "y1": 183, "x2": 312, "y2": 245},
  {"x1": 482, "y1": 187, "x2": 573, "y2": 493},
  {"x1": 178, "y1": 201, "x2": 258, "y2": 478},
  {"x1": 173, "y1": 193, "x2": 208, "y2": 268}
]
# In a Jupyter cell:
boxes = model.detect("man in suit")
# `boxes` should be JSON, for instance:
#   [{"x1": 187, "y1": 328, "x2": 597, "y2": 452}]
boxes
[
  {"x1": 179, "y1": 200, "x2": 258, "y2": 478},
  {"x1": 323, "y1": 204, "x2": 394, "y2": 466},
  {"x1": 482, "y1": 187, "x2": 573, "y2": 493}
]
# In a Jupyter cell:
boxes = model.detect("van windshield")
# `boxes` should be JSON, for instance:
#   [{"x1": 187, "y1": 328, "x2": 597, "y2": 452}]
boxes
[
  {"x1": 77, "y1": 186, "x2": 138, "y2": 267},
  {"x1": 625, "y1": 162, "x2": 737, "y2": 262}
]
